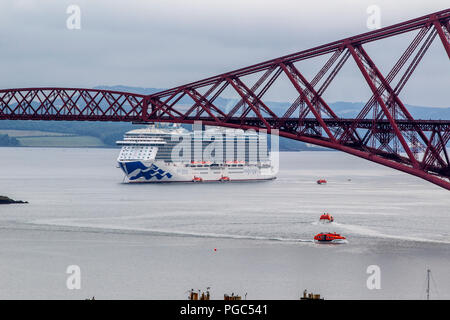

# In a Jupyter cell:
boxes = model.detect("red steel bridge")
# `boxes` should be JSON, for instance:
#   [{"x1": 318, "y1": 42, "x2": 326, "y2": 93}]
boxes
[{"x1": 1, "y1": 9, "x2": 449, "y2": 190}]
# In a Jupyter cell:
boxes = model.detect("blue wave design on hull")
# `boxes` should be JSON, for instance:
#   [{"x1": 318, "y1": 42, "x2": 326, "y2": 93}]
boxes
[{"x1": 119, "y1": 161, "x2": 172, "y2": 181}]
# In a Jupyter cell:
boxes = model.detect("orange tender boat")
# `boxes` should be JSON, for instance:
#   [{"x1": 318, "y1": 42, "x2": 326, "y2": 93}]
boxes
[
  {"x1": 317, "y1": 179, "x2": 327, "y2": 185},
  {"x1": 192, "y1": 176, "x2": 203, "y2": 182},
  {"x1": 314, "y1": 232, "x2": 347, "y2": 244},
  {"x1": 219, "y1": 176, "x2": 230, "y2": 182},
  {"x1": 319, "y1": 213, "x2": 334, "y2": 223}
]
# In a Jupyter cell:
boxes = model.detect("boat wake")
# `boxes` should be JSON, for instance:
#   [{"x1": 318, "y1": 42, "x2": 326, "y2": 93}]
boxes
[
  {"x1": 332, "y1": 222, "x2": 450, "y2": 244},
  {"x1": 27, "y1": 218, "x2": 450, "y2": 245},
  {"x1": 29, "y1": 219, "x2": 314, "y2": 243},
  {"x1": 311, "y1": 219, "x2": 450, "y2": 244}
]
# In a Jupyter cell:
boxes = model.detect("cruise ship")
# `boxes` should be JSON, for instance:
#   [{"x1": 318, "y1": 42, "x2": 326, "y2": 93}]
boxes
[{"x1": 116, "y1": 123, "x2": 276, "y2": 183}]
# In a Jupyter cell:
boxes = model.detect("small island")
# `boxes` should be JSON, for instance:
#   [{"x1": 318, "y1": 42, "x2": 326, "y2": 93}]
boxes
[{"x1": 0, "y1": 195, "x2": 28, "y2": 204}]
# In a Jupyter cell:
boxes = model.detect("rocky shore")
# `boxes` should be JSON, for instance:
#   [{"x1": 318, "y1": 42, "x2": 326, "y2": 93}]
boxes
[{"x1": 0, "y1": 196, "x2": 28, "y2": 204}]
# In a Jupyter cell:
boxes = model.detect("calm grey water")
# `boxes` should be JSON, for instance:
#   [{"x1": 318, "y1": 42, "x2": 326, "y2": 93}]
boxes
[{"x1": 0, "y1": 147, "x2": 449, "y2": 299}]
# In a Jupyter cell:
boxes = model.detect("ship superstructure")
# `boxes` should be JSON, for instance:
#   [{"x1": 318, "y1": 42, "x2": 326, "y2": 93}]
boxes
[{"x1": 116, "y1": 123, "x2": 276, "y2": 182}]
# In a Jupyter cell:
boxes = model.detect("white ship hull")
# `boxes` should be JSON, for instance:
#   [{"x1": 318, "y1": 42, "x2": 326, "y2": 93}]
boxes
[
  {"x1": 118, "y1": 160, "x2": 276, "y2": 183},
  {"x1": 116, "y1": 124, "x2": 277, "y2": 183}
]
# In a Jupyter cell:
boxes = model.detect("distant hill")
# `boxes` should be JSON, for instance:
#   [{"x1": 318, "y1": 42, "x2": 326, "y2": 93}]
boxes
[
  {"x1": 329, "y1": 101, "x2": 450, "y2": 120},
  {"x1": 95, "y1": 85, "x2": 450, "y2": 120},
  {"x1": 0, "y1": 85, "x2": 448, "y2": 150}
]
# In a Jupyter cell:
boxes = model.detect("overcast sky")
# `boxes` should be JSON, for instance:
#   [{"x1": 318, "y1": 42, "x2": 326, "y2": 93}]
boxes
[{"x1": 0, "y1": 0, "x2": 448, "y2": 107}]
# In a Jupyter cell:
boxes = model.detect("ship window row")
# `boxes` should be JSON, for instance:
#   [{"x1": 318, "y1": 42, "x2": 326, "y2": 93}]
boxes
[
  {"x1": 120, "y1": 151, "x2": 153, "y2": 154},
  {"x1": 126, "y1": 134, "x2": 262, "y2": 138}
]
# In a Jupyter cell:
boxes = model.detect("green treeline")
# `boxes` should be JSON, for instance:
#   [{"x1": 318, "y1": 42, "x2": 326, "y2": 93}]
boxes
[{"x1": 0, "y1": 120, "x2": 139, "y2": 147}]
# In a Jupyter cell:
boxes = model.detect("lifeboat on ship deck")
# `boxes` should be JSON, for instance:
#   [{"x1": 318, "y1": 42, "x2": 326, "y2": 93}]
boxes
[
  {"x1": 219, "y1": 176, "x2": 230, "y2": 182},
  {"x1": 317, "y1": 179, "x2": 327, "y2": 185},
  {"x1": 192, "y1": 176, "x2": 203, "y2": 182}
]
